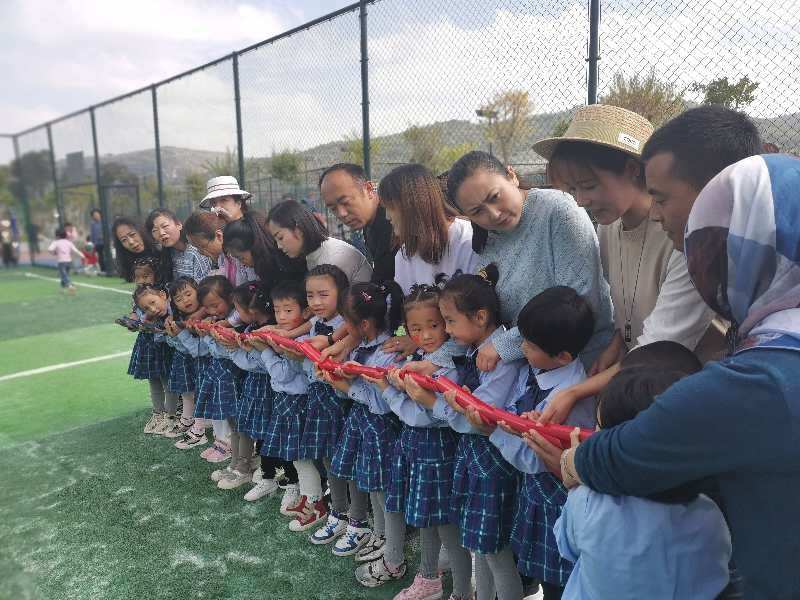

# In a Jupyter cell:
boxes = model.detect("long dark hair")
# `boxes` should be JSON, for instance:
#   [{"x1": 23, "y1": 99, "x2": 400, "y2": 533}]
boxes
[
  {"x1": 111, "y1": 216, "x2": 165, "y2": 282},
  {"x1": 222, "y1": 209, "x2": 306, "y2": 289},
  {"x1": 145, "y1": 208, "x2": 188, "y2": 244},
  {"x1": 268, "y1": 200, "x2": 328, "y2": 255},
  {"x1": 340, "y1": 281, "x2": 404, "y2": 335},
  {"x1": 440, "y1": 263, "x2": 502, "y2": 327}
]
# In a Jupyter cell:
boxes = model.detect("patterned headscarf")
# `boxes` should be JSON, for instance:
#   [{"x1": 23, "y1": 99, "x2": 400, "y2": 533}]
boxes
[{"x1": 685, "y1": 154, "x2": 800, "y2": 354}]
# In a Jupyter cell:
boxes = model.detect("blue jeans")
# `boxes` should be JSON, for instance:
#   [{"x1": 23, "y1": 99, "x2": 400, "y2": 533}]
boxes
[{"x1": 57, "y1": 262, "x2": 72, "y2": 287}]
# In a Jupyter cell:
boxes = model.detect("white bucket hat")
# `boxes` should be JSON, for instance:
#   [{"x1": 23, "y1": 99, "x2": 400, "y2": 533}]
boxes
[{"x1": 200, "y1": 176, "x2": 252, "y2": 209}]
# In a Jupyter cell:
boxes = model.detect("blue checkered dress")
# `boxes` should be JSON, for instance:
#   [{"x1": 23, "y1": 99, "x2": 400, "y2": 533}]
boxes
[
  {"x1": 237, "y1": 371, "x2": 273, "y2": 439},
  {"x1": 127, "y1": 332, "x2": 164, "y2": 380},
  {"x1": 330, "y1": 402, "x2": 401, "y2": 492},
  {"x1": 193, "y1": 357, "x2": 241, "y2": 421},
  {"x1": 450, "y1": 433, "x2": 518, "y2": 553},
  {"x1": 194, "y1": 355, "x2": 211, "y2": 394},
  {"x1": 159, "y1": 341, "x2": 174, "y2": 380},
  {"x1": 300, "y1": 381, "x2": 351, "y2": 460},
  {"x1": 511, "y1": 472, "x2": 572, "y2": 585},
  {"x1": 385, "y1": 425, "x2": 459, "y2": 528},
  {"x1": 261, "y1": 391, "x2": 307, "y2": 460},
  {"x1": 167, "y1": 349, "x2": 195, "y2": 394}
]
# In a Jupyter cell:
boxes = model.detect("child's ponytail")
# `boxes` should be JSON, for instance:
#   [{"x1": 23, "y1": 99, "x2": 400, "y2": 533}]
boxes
[
  {"x1": 341, "y1": 280, "x2": 405, "y2": 334},
  {"x1": 232, "y1": 280, "x2": 273, "y2": 320},
  {"x1": 440, "y1": 262, "x2": 502, "y2": 326}
]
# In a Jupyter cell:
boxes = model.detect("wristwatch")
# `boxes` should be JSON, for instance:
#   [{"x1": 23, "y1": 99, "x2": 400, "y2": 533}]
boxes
[{"x1": 327, "y1": 333, "x2": 335, "y2": 347}]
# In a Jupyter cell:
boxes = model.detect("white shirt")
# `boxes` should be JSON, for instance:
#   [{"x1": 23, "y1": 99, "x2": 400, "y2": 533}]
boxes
[
  {"x1": 306, "y1": 237, "x2": 372, "y2": 283},
  {"x1": 394, "y1": 218, "x2": 479, "y2": 294}
]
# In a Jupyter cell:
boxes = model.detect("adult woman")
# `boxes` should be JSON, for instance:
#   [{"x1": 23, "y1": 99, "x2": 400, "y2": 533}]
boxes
[
  {"x1": 267, "y1": 200, "x2": 372, "y2": 284},
  {"x1": 445, "y1": 151, "x2": 614, "y2": 372},
  {"x1": 112, "y1": 216, "x2": 167, "y2": 282},
  {"x1": 530, "y1": 154, "x2": 800, "y2": 600},
  {"x1": 146, "y1": 208, "x2": 211, "y2": 283},
  {"x1": 533, "y1": 104, "x2": 715, "y2": 421}
]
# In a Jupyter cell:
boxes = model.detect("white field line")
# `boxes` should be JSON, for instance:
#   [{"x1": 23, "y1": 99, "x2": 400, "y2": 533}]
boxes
[
  {"x1": 0, "y1": 351, "x2": 131, "y2": 383},
  {"x1": 23, "y1": 271, "x2": 131, "y2": 295}
]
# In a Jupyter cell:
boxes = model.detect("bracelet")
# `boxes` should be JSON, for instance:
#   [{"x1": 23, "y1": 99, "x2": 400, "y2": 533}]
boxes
[
  {"x1": 327, "y1": 333, "x2": 335, "y2": 347},
  {"x1": 560, "y1": 448, "x2": 579, "y2": 488}
]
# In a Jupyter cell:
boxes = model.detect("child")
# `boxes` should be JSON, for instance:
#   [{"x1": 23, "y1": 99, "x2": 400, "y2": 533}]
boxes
[
  {"x1": 81, "y1": 240, "x2": 100, "y2": 276},
  {"x1": 258, "y1": 280, "x2": 310, "y2": 517},
  {"x1": 48, "y1": 227, "x2": 83, "y2": 293},
  {"x1": 164, "y1": 277, "x2": 204, "y2": 443},
  {"x1": 320, "y1": 281, "x2": 405, "y2": 585},
  {"x1": 479, "y1": 286, "x2": 596, "y2": 600},
  {"x1": 192, "y1": 275, "x2": 239, "y2": 464},
  {"x1": 131, "y1": 283, "x2": 180, "y2": 435},
  {"x1": 373, "y1": 283, "x2": 474, "y2": 599},
  {"x1": 434, "y1": 265, "x2": 528, "y2": 600},
  {"x1": 554, "y1": 366, "x2": 732, "y2": 599}
]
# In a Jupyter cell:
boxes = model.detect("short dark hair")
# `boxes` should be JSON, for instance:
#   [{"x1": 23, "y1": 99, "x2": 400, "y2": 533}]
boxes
[
  {"x1": 55, "y1": 227, "x2": 67, "y2": 239},
  {"x1": 111, "y1": 216, "x2": 164, "y2": 283},
  {"x1": 598, "y1": 366, "x2": 686, "y2": 429},
  {"x1": 90, "y1": 208, "x2": 101, "y2": 216},
  {"x1": 318, "y1": 163, "x2": 366, "y2": 188},
  {"x1": 340, "y1": 280, "x2": 405, "y2": 334},
  {"x1": 168, "y1": 276, "x2": 199, "y2": 317},
  {"x1": 518, "y1": 286, "x2": 594, "y2": 358},
  {"x1": 232, "y1": 280, "x2": 273, "y2": 320},
  {"x1": 197, "y1": 275, "x2": 233, "y2": 305},
  {"x1": 440, "y1": 263, "x2": 502, "y2": 327},
  {"x1": 306, "y1": 264, "x2": 350, "y2": 296},
  {"x1": 548, "y1": 141, "x2": 644, "y2": 190},
  {"x1": 270, "y1": 279, "x2": 308, "y2": 309},
  {"x1": 641, "y1": 105, "x2": 762, "y2": 191},
  {"x1": 268, "y1": 200, "x2": 328, "y2": 255},
  {"x1": 621, "y1": 340, "x2": 702, "y2": 376},
  {"x1": 183, "y1": 211, "x2": 224, "y2": 241}
]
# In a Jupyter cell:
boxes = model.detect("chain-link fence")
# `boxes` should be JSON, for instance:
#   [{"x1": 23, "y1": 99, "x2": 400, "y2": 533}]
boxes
[{"x1": 3, "y1": 0, "x2": 799, "y2": 273}]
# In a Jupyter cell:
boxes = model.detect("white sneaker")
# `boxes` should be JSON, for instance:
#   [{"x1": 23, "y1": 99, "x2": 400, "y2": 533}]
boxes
[
  {"x1": 143, "y1": 413, "x2": 162, "y2": 434},
  {"x1": 280, "y1": 484, "x2": 302, "y2": 516},
  {"x1": 251, "y1": 467, "x2": 263, "y2": 484},
  {"x1": 164, "y1": 418, "x2": 192, "y2": 438},
  {"x1": 332, "y1": 520, "x2": 372, "y2": 556},
  {"x1": 217, "y1": 469, "x2": 252, "y2": 490},
  {"x1": 355, "y1": 533, "x2": 386, "y2": 563},
  {"x1": 155, "y1": 415, "x2": 176, "y2": 435},
  {"x1": 244, "y1": 478, "x2": 279, "y2": 502},
  {"x1": 211, "y1": 466, "x2": 236, "y2": 483},
  {"x1": 310, "y1": 511, "x2": 348, "y2": 545}
]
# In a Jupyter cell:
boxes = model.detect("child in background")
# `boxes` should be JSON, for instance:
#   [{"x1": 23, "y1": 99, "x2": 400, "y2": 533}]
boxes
[
  {"x1": 554, "y1": 366, "x2": 732, "y2": 599},
  {"x1": 258, "y1": 280, "x2": 310, "y2": 517},
  {"x1": 81, "y1": 240, "x2": 100, "y2": 276},
  {"x1": 475, "y1": 286, "x2": 596, "y2": 600},
  {"x1": 48, "y1": 227, "x2": 83, "y2": 293},
  {"x1": 192, "y1": 275, "x2": 239, "y2": 465},
  {"x1": 434, "y1": 265, "x2": 528, "y2": 600},
  {"x1": 131, "y1": 283, "x2": 180, "y2": 434},
  {"x1": 373, "y1": 283, "x2": 474, "y2": 600},
  {"x1": 320, "y1": 281, "x2": 405, "y2": 585},
  {"x1": 164, "y1": 277, "x2": 203, "y2": 443}
]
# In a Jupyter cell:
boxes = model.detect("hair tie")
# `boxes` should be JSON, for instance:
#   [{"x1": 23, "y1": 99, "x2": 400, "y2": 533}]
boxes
[
  {"x1": 361, "y1": 291, "x2": 372, "y2": 302},
  {"x1": 477, "y1": 267, "x2": 492, "y2": 285}
]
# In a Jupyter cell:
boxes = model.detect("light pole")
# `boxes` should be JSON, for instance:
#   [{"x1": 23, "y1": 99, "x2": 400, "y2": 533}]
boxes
[{"x1": 476, "y1": 108, "x2": 498, "y2": 156}]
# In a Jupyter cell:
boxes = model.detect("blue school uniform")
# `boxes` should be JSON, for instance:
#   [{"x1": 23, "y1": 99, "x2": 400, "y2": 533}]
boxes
[
  {"x1": 300, "y1": 315, "x2": 350, "y2": 459},
  {"x1": 127, "y1": 308, "x2": 165, "y2": 380},
  {"x1": 229, "y1": 329, "x2": 273, "y2": 440},
  {"x1": 384, "y1": 343, "x2": 465, "y2": 528},
  {"x1": 432, "y1": 327, "x2": 527, "y2": 554},
  {"x1": 192, "y1": 325, "x2": 241, "y2": 421},
  {"x1": 260, "y1": 344, "x2": 308, "y2": 461},
  {"x1": 330, "y1": 333, "x2": 402, "y2": 493},
  {"x1": 165, "y1": 331, "x2": 195, "y2": 394},
  {"x1": 174, "y1": 328, "x2": 209, "y2": 393},
  {"x1": 490, "y1": 359, "x2": 594, "y2": 584}
]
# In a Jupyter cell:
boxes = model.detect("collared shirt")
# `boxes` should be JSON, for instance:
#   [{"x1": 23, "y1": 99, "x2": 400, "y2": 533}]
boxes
[
  {"x1": 490, "y1": 359, "x2": 593, "y2": 474},
  {"x1": 555, "y1": 486, "x2": 732, "y2": 599},
  {"x1": 363, "y1": 205, "x2": 397, "y2": 283},
  {"x1": 303, "y1": 314, "x2": 345, "y2": 384},
  {"x1": 170, "y1": 244, "x2": 212, "y2": 283}
]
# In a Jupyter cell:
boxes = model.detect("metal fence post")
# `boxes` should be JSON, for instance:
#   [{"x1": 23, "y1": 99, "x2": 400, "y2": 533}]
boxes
[
  {"x1": 587, "y1": 0, "x2": 601, "y2": 105},
  {"x1": 11, "y1": 135, "x2": 36, "y2": 265},
  {"x1": 152, "y1": 85, "x2": 165, "y2": 208},
  {"x1": 45, "y1": 123, "x2": 63, "y2": 228},
  {"x1": 90, "y1": 107, "x2": 113, "y2": 275},
  {"x1": 359, "y1": 0, "x2": 371, "y2": 179},
  {"x1": 232, "y1": 52, "x2": 246, "y2": 187}
]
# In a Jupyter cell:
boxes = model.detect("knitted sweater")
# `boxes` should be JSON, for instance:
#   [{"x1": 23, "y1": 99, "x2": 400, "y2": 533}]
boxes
[{"x1": 475, "y1": 188, "x2": 614, "y2": 369}]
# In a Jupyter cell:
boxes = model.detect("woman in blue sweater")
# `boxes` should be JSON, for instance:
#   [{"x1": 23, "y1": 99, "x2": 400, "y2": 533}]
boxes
[{"x1": 530, "y1": 154, "x2": 800, "y2": 600}]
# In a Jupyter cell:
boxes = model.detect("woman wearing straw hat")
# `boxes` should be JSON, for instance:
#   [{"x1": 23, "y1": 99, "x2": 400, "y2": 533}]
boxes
[{"x1": 532, "y1": 104, "x2": 714, "y2": 424}]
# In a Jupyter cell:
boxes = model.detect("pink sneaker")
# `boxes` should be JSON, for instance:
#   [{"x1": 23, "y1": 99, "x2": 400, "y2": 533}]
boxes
[
  {"x1": 201, "y1": 441, "x2": 231, "y2": 463},
  {"x1": 393, "y1": 573, "x2": 443, "y2": 600}
]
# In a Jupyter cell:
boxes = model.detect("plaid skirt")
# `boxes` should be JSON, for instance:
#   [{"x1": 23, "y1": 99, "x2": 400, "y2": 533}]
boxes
[
  {"x1": 385, "y1": 425, "x2": 459, "y2": 528},
  {"x1": 237, "y1": 371, "x2": 273, "y2": 439},
  {"x1": 160, "y1": 343, "x2": 174, "y2": 380},
  {"x1": 127, "y1": 332, "x2": 164, "y2": 380},
  {"x1": 193, "y1": 357, "x2": 240, "y2": 421},
  {"x1": 300, "y1": 381, "x2": 351, "y2": 460},
  {"x1": 261, "y1": 392, "x2": 307, "y2": 461},
  {"x1": 167, "y1": 349, "x2": 195, "y2": 394},
  {"x1": 511, "y1": 472, "x2": 572, "y2": 585},
  {"x1": 450, "y1": 434, "x2": 518, "y2": 554},
  {"x1": 330, "y1": 403, "x2": 401, "y2": 493}
]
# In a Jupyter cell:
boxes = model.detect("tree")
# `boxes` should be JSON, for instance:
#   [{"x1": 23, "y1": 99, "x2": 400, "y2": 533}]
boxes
[
  {"x1": 431, "y1": 143, "x2": 476, "y2": 174},
  {"x1": 341, "y1": 131, "x2": 382, "y2": 169},
  {"x1": 185, "y1": 171, "x2": 206, "y2": 202},
  {"x1": 691, "y1": 76, "x2": 759, "y2": 110},
  {"x1": 99, "y1": 161, "x2": 138, "y2": 186},
  {"x1": 10, "y1": 150, "x2": 52, "y2": 200},
  {"x1": 601, "y1": 71, "x2": 685, "y2": 126},
  {"x1": 477, "y1": 90, "x2": 533, "y2": 164},
  {"x1": 550, "y1": 117, "x2": 571, "y2": 138},
  {"x1": 403, "y1": 124, "x2": 442, "y2": 171},
  {"x1": 270, "y1": 150, "x2": 301, "y2": 184},
  {"x1": 202, "y1": 148, "x2": 238, "y2": 178}
]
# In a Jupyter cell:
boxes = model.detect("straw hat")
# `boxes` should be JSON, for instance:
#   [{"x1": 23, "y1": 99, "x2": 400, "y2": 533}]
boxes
[
  {"x1": 200, "y1": 176, "x2": 252, "y2": 209},
  {"x1": 533, "y1": 104, "x2": 654, "y2": 160}
]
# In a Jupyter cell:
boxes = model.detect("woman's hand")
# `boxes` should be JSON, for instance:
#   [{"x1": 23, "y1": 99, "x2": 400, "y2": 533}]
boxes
[
  {"x1": 362, "y1": 372, "x2": 388, "y2": 391},
  {"x1": 186, "y1": 307, "x2": 207, "y2": 322},
  {"x1": 401, "y1": 360, "x2": 439, "y2": 377},
  {"x1": 476, "y1": 342, "x2": 500, "y2": 372},
  {"x1": 536, "y1": 388, "x2": 579, "y2": 425},
  {"x1": 465, "y1": 406, "x2": 495, "y2": 435},
  {"x1": 308, "y1": 335, "x2": 330, "y2": 351},
  {"x1": 382, "y1": 335, "x2": 419, "y2": 361},
  {"x1": 589, "y1": 330, "x2": 626, "y2": 376},
  {"x1": 403, "y1": 374, "x2": 437, "y2": 409},
  {"x1": 321, "y1": 335, "x2": 357, "y2": 363}
]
